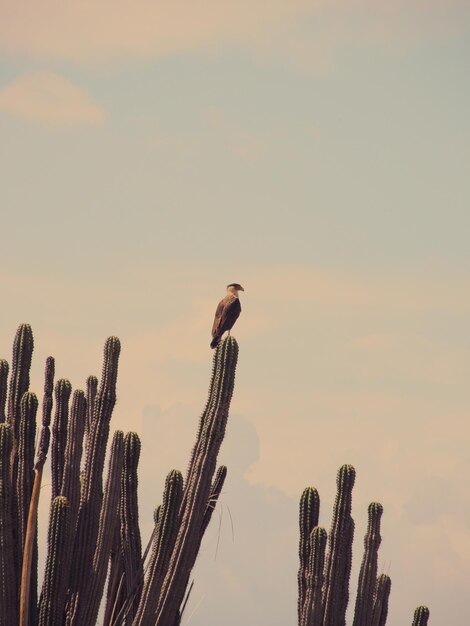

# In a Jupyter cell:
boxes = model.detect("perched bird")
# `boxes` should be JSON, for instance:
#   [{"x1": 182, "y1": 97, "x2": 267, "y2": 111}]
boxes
[{"x1": 210, "y1": 283, "x2": 244, "y2": 349}]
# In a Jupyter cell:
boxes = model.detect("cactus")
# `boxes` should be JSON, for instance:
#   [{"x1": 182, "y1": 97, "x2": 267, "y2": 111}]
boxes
[
  {"x1": 66, "y1": 336, "x2": 121, "y2": 626},
  {"x1": 353, "y1": 502, "x2": 383, "y2": 626},
  {"x1": 134, "y1": 470, "x2": 184, "y2": 626},
  {"x1": 412, "y1": 606, "x2": 430, "y2": 626},
  {"x1": 20, "y1": 358, "x2": 55, "y2": 626},
  {"x1": 85, "y1": 375, "x2": 98, "y2": 448},
  {"x1": 61, "y1": 390, "x2": 86, "y2": 529},
  {"x1": 38, "y1": 497, "x2": 70, "y2": 626},
  {"x1": 301, "y1": 526, "x2": 327, "y2": 626},
  {"x1": 154, "y1": 336, "x2": 238, "y2": 626},
  {"x1": 0, "y1": 360, "x2": 8, "y2": 423},
  {"x1": 113, "y1": 432, "x2": 143, "y2": 626},
  {"x1": 83, "y1": 430, "x2": 125, "y2": 626},
  {"x1": 51, "y1": 380, "x2": 72, "y2": 501},
  {"x1": 0, "y1": 424, "x2": 16, "y2": 626},
  {"x1": 7, "y1": 323, "x2": 34, "y2": 459},
  {"x1": 371, "y1": 574, "x2": 391, "y2": 626},
  {"x1": 16, "y1": 392, "x2": 38, "y2": 626},
  {"x1": 322, "y1": 464, "x2": 356, "y2": 626},
  {"x1": 298, "y1": 486, "x2": 320, "y2": 623},
  {"x1": 201, "y1": 464, "x2": 227, "y2": 537}
]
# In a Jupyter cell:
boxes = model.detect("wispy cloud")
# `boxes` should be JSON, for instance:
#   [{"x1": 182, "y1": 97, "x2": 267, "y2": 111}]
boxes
[
  {"x1": 0, "y1": 71, "x2": 105, "y2": 126},
  {"x1": 0, "y1": 1, "x2": 467, "y2": 68}
]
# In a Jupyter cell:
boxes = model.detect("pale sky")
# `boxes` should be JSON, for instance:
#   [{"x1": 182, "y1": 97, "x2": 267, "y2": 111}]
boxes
[{"x1": 1, "y1": 2, "x2": 470, "y2": 625}]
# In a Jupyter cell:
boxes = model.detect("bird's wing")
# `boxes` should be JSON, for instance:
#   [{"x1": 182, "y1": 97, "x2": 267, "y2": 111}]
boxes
[{"x1": 211, "y1": 295, "x2": 241, "y2": 338}]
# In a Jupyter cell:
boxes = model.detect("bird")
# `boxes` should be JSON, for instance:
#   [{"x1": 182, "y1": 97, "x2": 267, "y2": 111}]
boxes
[{"x1": 210, "y1": 283, "x2": 244, "y2": 348}]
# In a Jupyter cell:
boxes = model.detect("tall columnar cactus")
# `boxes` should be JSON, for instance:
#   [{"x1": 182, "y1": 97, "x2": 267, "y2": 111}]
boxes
[
  {"x1": 322, "y1": 463, "x2": 356, "y2": 626},
  {"x1": 154, "y1": 336, "x2": 238, "y2": 626},
  {"x1": 353, "y1": 502, "x2": 383, "y2": 626},
  {"x1": 20, "y1": 357, "x2": 55, "y2": 626},
  {"x1": 61, "y1": 390, "x2": 86, "y2": 529},
  {"x1": 134, "y1": 470, "x2": 184, "y2": 626},
  {"x1": 51, "y1": 380, "x2": 72, "y2": 501},
  {"x1": 0, "y1": 424, "x2": 16, "y2": 626},
  {"x1": 412, "y1": 606, "x2": 430, "y2": 626},
  {"x1": 0, "y1": 360, "x2": 8, "y2": 423},
  {"x1": 38, "y1": 496, "x2": 70, "y2": 626},
  {"x1": 84, "y1": 431, "x2": 125, "y2": 626},
  {"x1": 7, "y1": 323, "x2": 34, "y2": 459},
  {"x1": 301, "y1": 526, "x2": 327, "y2": 626},
  {"x1": 85, "y1": 375, "x2": 98, "y2": 447},
  {"x1": 298, "y1": 487, "x2": 320, "y2": 623},
  {"x1": 66, "y1": 337, "x2": 121, "y2": 626},
  {"x1": 111, "y1": 432, "x2": 143, "y2": 626},
  {"x1": 371, "y1": 574, "x2": 391, "y2": 626}
]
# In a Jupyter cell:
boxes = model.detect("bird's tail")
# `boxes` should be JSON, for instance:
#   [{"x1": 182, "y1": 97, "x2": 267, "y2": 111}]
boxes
[{"x1": 210, "y1": 336, "x2": 220, "y2": 349}]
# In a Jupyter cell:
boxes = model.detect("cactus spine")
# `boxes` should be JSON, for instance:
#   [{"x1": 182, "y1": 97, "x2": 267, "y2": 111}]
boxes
[
  {"x1": 353, "y1": 502, "x2": 383, "y2": 626},
  {"x1": 412, "y1": 606, "x2": 430, "y2": 626},
  {"x1": 298, "y1": 486, "x2": 320, "y2": 623},
  {"x1": 38, "y1": 497, "x2": 70, "y2": 626}
]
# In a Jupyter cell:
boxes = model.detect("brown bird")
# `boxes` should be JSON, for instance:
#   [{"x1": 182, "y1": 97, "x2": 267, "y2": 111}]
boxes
[{"x1": 210, "y1": 283, "x2": 244, "y2": 349}]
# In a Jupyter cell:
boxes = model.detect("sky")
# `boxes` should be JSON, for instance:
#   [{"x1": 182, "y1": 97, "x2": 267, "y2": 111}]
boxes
[{"x1": 1, "y1": 1, "x2": 470, "y2": 624}]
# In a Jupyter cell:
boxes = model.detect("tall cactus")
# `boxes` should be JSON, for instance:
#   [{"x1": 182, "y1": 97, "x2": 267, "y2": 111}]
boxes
[
  {"x1": 51, "y1": 380, "x2": 72, "y2": 501},
  {"x1": 322, "y1": 463, "x2": 356, "y2": 626},
  {"x1": 371, "y1": 574, "x2": 391, "y2": 626},
  {"x1": 301, "y1": 526, "x2": 327, "y2": 626},
  {"x1": 298, "y1": 487, "x2": 320, "y2": 623},
  {"x1": 154, "y1": 336, "x2": 238, "y2": 626},
  {"x1": 61, "y1": 389, "x2": 86, "y2": 529},
  {"x1": 412, "y1": 606, "x2": 430, "y2": 626},
  {"x1": 66, "y1": 336, "x2": 121, "y2": 626},
  {"x1": 134, "y1": 470, "x2": 184, "y2": 626},
  {"x1": 0, "y1": 424, "x2": 16, "y2": 626},
  {"x1": 38, "y1": 497, "x2": 70, "y2": 626},
  {"x1": 353, "y1": 502, "x2": 383, "y2": 626},
  {"x1": 0, "y1": 360, "x2": 8, "y2": 423},
  {"x1": 111, "y1": 432, "x2": 143, "y2": 626},
  {"x1": 20, "y1": 357, "x2": 55, "y2": 626}
]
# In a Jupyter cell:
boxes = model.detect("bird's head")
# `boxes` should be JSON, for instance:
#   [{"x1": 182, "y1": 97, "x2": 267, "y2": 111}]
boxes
[{"x1": 227, "y1": 283, "x2": 244, "y2": 294}]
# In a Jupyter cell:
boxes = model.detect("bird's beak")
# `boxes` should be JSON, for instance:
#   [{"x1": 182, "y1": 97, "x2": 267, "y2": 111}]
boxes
[{"x1": 239, "y1": 286, "x2": 245, "y2": 291}]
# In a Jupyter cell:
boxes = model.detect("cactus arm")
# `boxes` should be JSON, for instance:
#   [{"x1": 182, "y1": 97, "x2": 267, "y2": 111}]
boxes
[
  {"x1": 0, "y1": 424, "x2": 17, "y2": 626},
  {"x1": 155, "y1": 336, "x2": 238, "y2": 626},
  {"x1": 322, "y1": 464, "x2": 356, "y2": 626},
  {"x1": 51, "y1": 380, "x2": 72, "y2": 501},
  {"x1": 134, "y1": 470, "x2": 184, "y2": 626},
  {"x1": 0, "y1": 360, "x2": 8, "y2": 423},
  {"x1": 81, "y1": 430, "x2": 124, "y2": 626},
  {"x1": 302, "y1": 526, "x2": 327, "y2": 626},
  {"x1": 201, "y1": 464, "x2": 227, "y2": 537},
  {"x1": 19, "y1": 357, "x2": 55, "y2": 626},
  {"x1": 412, "y1": 605, "x2": 430, "y2": 626},
  {"x1": 66, "y1": 337, "x2": 120, "y2": 626},
  {"x1": 38, "y1": 497, "x2": 70, "y2": 626},
  {"x1": 353, "y1": 502, "x2": 383, "y2": 626},
  {"x1": 371, "y1": 574, "x2": 391, "y2": 626},
  {"x1": 298, "y1": 486, "x2": 320, "y2": 623}
]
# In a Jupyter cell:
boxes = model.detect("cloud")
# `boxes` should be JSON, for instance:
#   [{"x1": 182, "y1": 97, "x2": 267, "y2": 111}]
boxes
[
  {"x1": 0, "y1": 1, "x2": 467, "y2": 68},
  {"x1": 0, "y1": 71, "x2": 105, "y2": 126}
]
